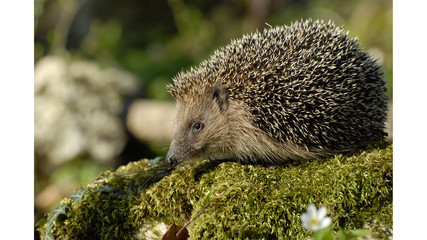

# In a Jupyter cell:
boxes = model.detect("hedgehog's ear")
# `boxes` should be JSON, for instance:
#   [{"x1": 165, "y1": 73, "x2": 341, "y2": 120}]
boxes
[{"x1": 212, "y1": 87, "x2": 228, "y2": 111}]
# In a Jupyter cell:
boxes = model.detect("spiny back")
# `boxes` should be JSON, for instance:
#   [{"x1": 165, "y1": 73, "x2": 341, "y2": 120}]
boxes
[{"x1": 168, "y1": 19, "x2": 387, "y2": 153}]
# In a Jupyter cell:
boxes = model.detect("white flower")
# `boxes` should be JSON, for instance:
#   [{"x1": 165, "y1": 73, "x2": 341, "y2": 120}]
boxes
[{"x1": 301, "y1": 204, "x2": 332, "y2": 231}]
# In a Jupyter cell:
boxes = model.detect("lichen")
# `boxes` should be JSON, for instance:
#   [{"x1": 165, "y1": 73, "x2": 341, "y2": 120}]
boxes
[{"x1": 38, "y1": 142, "x2": 392, "y2": 239}]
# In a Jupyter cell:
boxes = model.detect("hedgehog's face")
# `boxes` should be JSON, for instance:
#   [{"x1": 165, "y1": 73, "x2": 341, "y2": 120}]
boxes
[{"x1": 166, "y1": 87, "x2": 231, "y2": 166}]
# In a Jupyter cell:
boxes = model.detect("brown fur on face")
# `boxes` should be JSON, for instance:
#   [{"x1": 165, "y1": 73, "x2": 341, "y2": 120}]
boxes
[{"x1": 166, "y1": 87, "x2": 234, "y2": 165}]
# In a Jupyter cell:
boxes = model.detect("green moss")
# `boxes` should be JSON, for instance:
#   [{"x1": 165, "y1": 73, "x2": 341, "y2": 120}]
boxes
[
  {"x1": 37, "y1": 159, "x2": 170, "y2": 240},
  {"x1": 38, "y1": 142, "x2": 392, "y2": 239}
]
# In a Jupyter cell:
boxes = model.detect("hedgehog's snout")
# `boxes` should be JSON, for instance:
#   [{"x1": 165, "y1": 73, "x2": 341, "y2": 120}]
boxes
[
  {"x1": 166, "y1": 140, "x2": 179, "y2": 166},
  {"x1": 166, "y1": 151, "x2": 178, "y2": 166}
]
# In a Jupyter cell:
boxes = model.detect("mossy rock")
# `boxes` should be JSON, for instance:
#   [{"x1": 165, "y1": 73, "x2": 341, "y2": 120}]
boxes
[{"x1": 37, "y1": 142, "x2": 392, "y2": 239}]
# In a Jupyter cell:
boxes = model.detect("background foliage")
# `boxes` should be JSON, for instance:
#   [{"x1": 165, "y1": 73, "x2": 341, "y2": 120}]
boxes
[{"x1": 35, "y1": 0, "x2": 392, "y2": 99}]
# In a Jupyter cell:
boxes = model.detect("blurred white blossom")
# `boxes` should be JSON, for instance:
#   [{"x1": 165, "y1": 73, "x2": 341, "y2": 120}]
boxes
[{"x1": 301, "y1": 204, "x2": 332, "y2": 232}]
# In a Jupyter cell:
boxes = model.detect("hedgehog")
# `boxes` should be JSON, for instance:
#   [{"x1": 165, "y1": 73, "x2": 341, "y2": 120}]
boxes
[{"x1": 165, "y1": 19, "x2": 388, "y2": 166}]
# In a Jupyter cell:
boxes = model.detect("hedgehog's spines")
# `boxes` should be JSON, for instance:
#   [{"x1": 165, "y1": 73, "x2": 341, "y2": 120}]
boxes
[{"x1": 168, "y1": 19, "x2": 387, "y2": 162}]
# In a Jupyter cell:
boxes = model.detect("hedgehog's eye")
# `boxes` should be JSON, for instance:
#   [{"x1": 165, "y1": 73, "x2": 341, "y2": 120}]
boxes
[{"x1": 191, "y1": 122, "x2": 203, "y2": 132}]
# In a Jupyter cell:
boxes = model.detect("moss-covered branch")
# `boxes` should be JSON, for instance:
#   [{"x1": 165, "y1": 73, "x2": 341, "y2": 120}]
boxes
[{"x1": 37, "y1": 142, "x2": 392, "y2": 239}]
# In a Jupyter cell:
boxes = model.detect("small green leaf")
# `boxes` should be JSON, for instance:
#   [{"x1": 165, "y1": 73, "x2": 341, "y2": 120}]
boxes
[
  {"x1": 321, "y1": 231, "x2": 334, "y2": 240},
  {"x1": 45, "y1": 233, "x2": 55, "y2": 240},
  {"x1": 336, "y1": 229, "x2": 349, "y2": 240},
  {"x1": 43, "y1": 205, "x2": 67, "y2": 240},
  {"x1": 149, "y1": 156, "x2": 162, "y2": 165},
  {"x1": 350, "y1": 229, "x2": 371, "y2": 237},
  {"x1": 314, "y1": 227, "x2": 333, "y2": 240},
  {"x1": 95, "y1": 185, "x2": 114, "y2": 193},
  {"x1": 46, "y1": 232, "x2": 58, "y2": 240},
  {"x1": 69, "y1": 189, "x2": 88, "y2": 203}
]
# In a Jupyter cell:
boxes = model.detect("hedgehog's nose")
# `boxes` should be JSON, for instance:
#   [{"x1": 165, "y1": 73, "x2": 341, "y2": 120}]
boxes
[{"x1": 166, "y1": 152, "x2": 177, "y2": 166}]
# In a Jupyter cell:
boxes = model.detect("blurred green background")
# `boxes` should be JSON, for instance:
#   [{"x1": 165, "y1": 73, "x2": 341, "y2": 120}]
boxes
[{"x1": 34, "y1": 0, "x2": 392, "y2": 236}]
